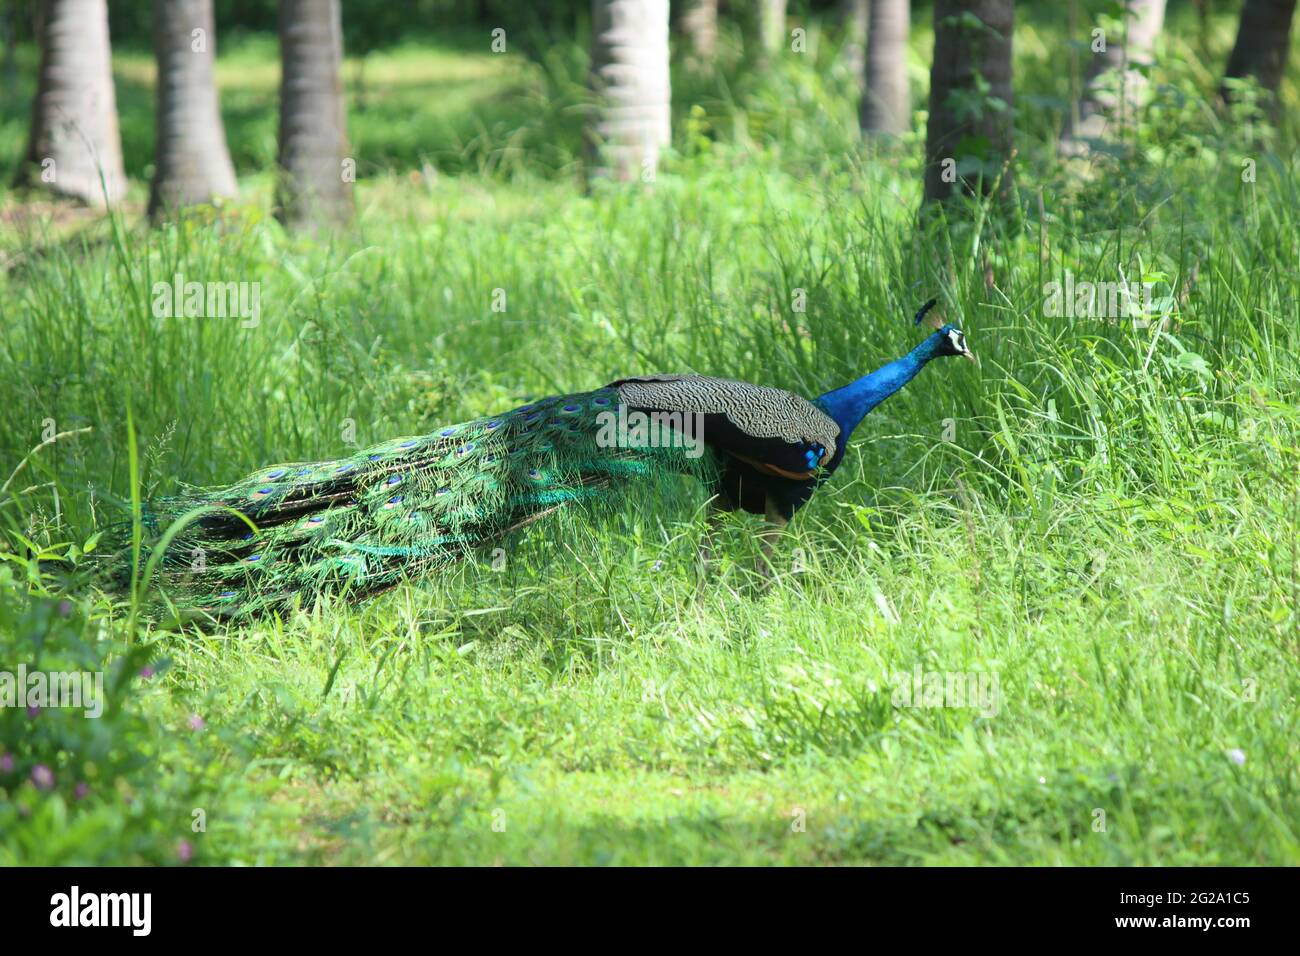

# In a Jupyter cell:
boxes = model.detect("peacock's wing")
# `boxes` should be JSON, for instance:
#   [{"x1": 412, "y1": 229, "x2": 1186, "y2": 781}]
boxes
[{"x1": 608, "y1": 374, "x2": 840, "y2": 481}]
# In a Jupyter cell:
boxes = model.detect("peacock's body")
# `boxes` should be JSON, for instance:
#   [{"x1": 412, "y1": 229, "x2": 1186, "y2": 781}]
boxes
[{"x1": 126, "y1": 307, "x2": 974, "y2": 617}]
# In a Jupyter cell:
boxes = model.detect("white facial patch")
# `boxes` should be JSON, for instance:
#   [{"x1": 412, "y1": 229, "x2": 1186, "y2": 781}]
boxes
[{"x1": 948, "y1": 330, "x2": 965, "y2": 352}]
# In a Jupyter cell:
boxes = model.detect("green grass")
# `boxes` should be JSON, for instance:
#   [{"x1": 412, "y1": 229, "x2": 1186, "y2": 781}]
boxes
[{"x1": 1, "y1": 13, "x2": 1298, "y2": 864}]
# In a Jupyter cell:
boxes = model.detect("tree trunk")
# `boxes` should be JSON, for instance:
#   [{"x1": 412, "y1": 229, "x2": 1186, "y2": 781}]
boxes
[
  {"x1": 277, "y1": 0, "x2": 352, "y2": 230},
  {"x1": 759, "y1": 0, "x2": 787, "y2": 56},
  {"x1": 862, "y1": 0, "x2": 911, "y2": 135},
  {"x1": 841, "y1": 0, "x2": 868, "y2": 95},
  {"x1": 588, "y1": 0, "x2": 671, "y2": 183},
  {"x1": 19, "y1": 0, "x2": 126, "y2": 206},
  {"x1": 148, "y1": 0, "x2": 238, "y2": 218},
  {"x1": 678, "y1": 0, "x2": 718, "y2": 67},
  {"x1": 1059, "y1": 0, "x2": 1166, "y2": 156},
  {"x1": 923, "y1": 0, "x2": 1014, "y2": 204},
  {"x1": 1221, "y1": 0, "x2": 1297, "y2": 114}
]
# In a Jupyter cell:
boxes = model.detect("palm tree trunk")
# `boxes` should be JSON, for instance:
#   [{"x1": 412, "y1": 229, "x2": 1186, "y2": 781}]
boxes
[
  {"x1": 759, "y1": 0, "x2": 787, "y2": 56},
  {"x1": 923, "y1": 0, "x2": 1014, "y2": 204},
  {"x1": 1221, "y1": 0, "x2": 1297, "y2": 116},
  {"x1": 862, "y1": 0, "x2": 911, "y2": 135},
  {"x1": 1059, "y1": 0, "x2": 1166, "y2": 156},
  {"x1": 277, "y1": 0, "x2": 352, "y2": 229},
  {"x1": 19, "y1": 0, "x2": 126, "y2": 206},
  {"x1": 678, "y1": 0, "x2": 718, "y2": 68},
  {"x1": 148, "y1": 0, "x2": 238, "y2": 218},
  {"x1": 588, "y1": 0, "x2": 671, "y2": 183},
  {"x1": 841, "y1": 0, "x2": 868, "y2": 95}
]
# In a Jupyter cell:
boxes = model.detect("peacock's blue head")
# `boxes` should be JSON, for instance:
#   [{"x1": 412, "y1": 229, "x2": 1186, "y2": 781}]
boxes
[
  {"x1": 913, "y1": 298, "x2": 975, "y2": 363},
  {"x1": 932, "y1": 323, "x2": 976, "y2": 363}
]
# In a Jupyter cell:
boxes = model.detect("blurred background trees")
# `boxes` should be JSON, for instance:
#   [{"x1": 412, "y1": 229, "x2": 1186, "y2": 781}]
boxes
[
  {"x1": 861, "y1": 0, "x2": 911, "y2": 135},
  {"x1": 1221, "y1": 0, "x2": 1296, "y2": 118},
  {"x1": 2, "y1": 1, "x2": 1296, "y2": 225},
  {"x1": 149, "y1": 0, "x2": 239, "y2": 218},
  {"x1": 1058, "y1": 0, "x2": 1167, "y2": 157},
  {"x1": 276, "y1": 0, "x2": 353, "y2": 228},
  {"x1": 17, "y1": 0, "x2": 126, "y2": 206},
  {"x1": 588, "y1": 0, "x2": 671, "y2": 182},
  {"x1": 677, "y1": 0, "x2": 719, "y2": 69},
  {"x1": 923, "y1": 0, "x2": 1015, "y2": 203}
]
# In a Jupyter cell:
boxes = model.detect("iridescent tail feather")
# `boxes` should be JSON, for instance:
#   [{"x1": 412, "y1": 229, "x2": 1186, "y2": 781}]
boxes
[{"x1": 108, "y1": 388, "x2": 707, "y2": 619}]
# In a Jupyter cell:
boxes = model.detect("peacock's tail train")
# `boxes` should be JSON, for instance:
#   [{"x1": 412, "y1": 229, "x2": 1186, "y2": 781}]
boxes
[{"x1": 115, "y1": 387, "x2": 710, "y2": 619}]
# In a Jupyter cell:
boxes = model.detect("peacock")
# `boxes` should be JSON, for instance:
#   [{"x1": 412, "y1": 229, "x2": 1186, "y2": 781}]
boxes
[{"x1": 120, "y1": 301, "x2": 974, "y2": 618}]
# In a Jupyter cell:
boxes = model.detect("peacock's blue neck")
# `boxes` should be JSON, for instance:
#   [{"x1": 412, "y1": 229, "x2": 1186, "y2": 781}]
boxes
[{"x1": 816, "y1": 334, "x2": 942, "y2": 438}]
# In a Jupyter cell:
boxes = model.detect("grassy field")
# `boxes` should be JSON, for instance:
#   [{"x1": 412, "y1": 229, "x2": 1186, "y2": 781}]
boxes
[{"x1": 0, "y1": 14, "x2": 1298, "y2": 865}]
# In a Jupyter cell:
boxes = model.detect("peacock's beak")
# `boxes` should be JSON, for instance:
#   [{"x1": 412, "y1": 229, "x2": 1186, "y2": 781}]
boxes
[{"x1": 962, "y1": 349, "x2": 978, "y2": 364}]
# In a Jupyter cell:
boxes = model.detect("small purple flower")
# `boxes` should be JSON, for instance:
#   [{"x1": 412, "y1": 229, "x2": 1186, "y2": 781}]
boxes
[
  {"x1": 57, "y1": 600, "x2": 73, "y2": 617},
  {"x1": 187, "y1": 714, "x2": 206, "y2": 732},
  {"x1": 176, "y1": 840, "x2": 194, "y2": 863},
  {"x1": 0, "y1": 752, "x2": 13, "y2": 773},
  {"x1": 25, "y1": 705, "x2": 40, "y2": 718},
  {"x1": 139, "y1": 666, "x2": 156, "y2": 679},
  {"x1": 1227, "y1": 748, "x2": 1246, "y2": 766},
  {"x1": 31, "y1": 764, "x2": 55, "y2": 791},
  {"x1": 74, "y1": 782, "x2": 90, "y2": 801}
]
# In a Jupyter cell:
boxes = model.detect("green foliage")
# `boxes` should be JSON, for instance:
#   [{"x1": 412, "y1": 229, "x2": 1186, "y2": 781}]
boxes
[
  {"x1": 0, "y1": 7, "x2": 1297, "y2": 865},
  {"x1": 0, "y1": 566, "x2": 262, "y2": 864}
]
